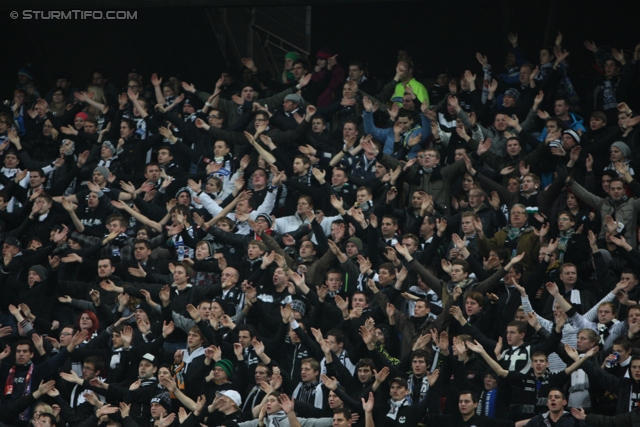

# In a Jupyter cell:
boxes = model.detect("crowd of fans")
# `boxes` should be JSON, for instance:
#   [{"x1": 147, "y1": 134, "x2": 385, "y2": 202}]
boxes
[{"x1": 3, "y1": 29, "x2": 640, "y2": 427}]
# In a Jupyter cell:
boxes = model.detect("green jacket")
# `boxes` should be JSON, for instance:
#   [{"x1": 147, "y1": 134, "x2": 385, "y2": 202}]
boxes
[
  {"x1": 478, "y1": 228, "x2": 540, "y2": 280},
  {"x1": 377, "y1": 155, "x2": 468, "y2": 215}
]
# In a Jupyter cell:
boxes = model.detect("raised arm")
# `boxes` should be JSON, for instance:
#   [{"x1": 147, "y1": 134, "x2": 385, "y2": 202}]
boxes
[{"x1": 466, "y1": 340, "x2": 508, "y2": 377}]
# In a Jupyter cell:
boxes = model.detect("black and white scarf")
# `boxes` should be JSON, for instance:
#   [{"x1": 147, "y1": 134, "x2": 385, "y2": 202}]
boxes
[
  {"x1": 386, "y1": 398, "x2": 410, "y2": 420},
  {"x1": 406, "y1": 374, "x2": 429, "y2": 405},
  {"x1": 293, "y1": 379, "x2": 323, "y2": 408},
  {"x1": 266, "y1": 411, "x2": 287, "y2": 427}
]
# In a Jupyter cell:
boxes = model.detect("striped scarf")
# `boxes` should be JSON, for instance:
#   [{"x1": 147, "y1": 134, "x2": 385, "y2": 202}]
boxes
[{"x1": 5, "y1": 363, "x2": 34, "y2": 420}]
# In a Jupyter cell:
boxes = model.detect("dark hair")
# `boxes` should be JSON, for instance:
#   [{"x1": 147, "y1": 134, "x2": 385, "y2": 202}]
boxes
[
  {"x1": 459, "y1": 390, "x2": 478, "y2": 403},
  {"x1": 411, "y1": 349, "x2": 429, "y2": 362},
  {"x1": 492, "y1": 247, "x2": 510, "y2": 264},
  {"x1": 333, "y1": 408, "x2": 352, "y2": 421},
  {"x1": 531, "y1": 351, "x2": 548, "y2": 361},
  {"x1": 254, "y1": 111, "x2": 270, "y2": 122},
  {"x1": 210, "y1": 108, "x2": 227, "y2": 123},
  {"x1": 612, "y1": 337, "x2": 631, "y2": 351},
  {"x1": 465, "y1": 291, "x2": 484, "y2": 307},
  {"x1": 622, "y1": 269, "x2": 639, "y2": 281},
  {"x1": 451, "y1": 259, "x2": 471, "y2": 274},
  {"x1": 415, "y1": 298, "x2": 431, "y2": 309},
  {"x1": 508, "y1": 262, "x2": 525, "y2": 278},
  {"x1": 548, "y1": 388, "x2": 566, "y2": 400},
  {"x1": 98, "y1": 257, "x2": 114, "y2": 267},
  {"x1": 133, "y1": 239, "x2": 152, "y2": 250},
  {"x1": 356, "y1": 358, "x2": 375, "y2": 370},
  {"x1": 327, "y1": 329, "x2": 346, "y2": 345},
  {"x1": 40, "y1": 414, "x2": 57, "y2": 427},
  {"x1": 238, "y1": 325, "x2": 257, "y2": 339},
  {"x1": 293, "y1": 155, "x2": 311, "y2": 167},
  {"x1": 292, "y1": 59, "x2": 309, "y2": 70},
  {"x1": 121, "y1": 118, "x2": 135, "y2": 130},
  {"x1": 85, "y1": 355, "x2": 106, "y2": 375},
  {"x1": 0, "y1": 112, "x2": 13, "y2": 125},
  {"x1": 145, "y1": 162, "x2": 160, "y2": 171},
  {"x1": 158, "y1": 146, "x2": 173, "y2": 156},
  {"x1": 91, "y1": 68, "x2": 109, "y2": 79},
  {"x1": 255, "y1": 362, "x2": 272, "y2": 377},
  {"x1": 349, "y1": 59, "x2": 366, "y2": 71},
  {"x1": 325, "y1": 269, "x2": 343, "y2": 281},
  {"x1": 16, "y1": 340, "x2": 34, "y2": 353},
  {"x1": 591, "y1": 111, "x2": 607, "y2": 123},
  {"x1": 381, "y1": 215, "x2": 398, "y2": 226},
  {"x1": 507, "y1": 320, "x2": 527, "y2": 334},
  {"x1": 378, "y1": 262, "x2": 396, "y2": 276},
  {"x1": 175, "y1": 261, "x2": 194, "y2": 278},
  {"x1": 545, "y1": 117, "x2": 566, "y2": 131}
]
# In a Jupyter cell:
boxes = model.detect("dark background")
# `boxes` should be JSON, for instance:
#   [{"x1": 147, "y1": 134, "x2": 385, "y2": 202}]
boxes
[{"x1": 1, "y1": 0, "x2": 638, "y2": 101}]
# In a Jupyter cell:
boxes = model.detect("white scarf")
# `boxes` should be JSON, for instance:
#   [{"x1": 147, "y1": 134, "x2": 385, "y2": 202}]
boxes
[
  {"x1": 110, "y1": 348, "x2": 123, "y2": 369},
  {"x1": 386, "y1": 398, "x2": 409, "y2": 420},
  {"x1": 568, "y1": 289, "x2": 581, "y2": 305},
  {"x1": 568, "y1": 355, "x2": 590, "y2": 409},
  {"x1": 182, "y1": 346, "x2": 205, "y2": 373},
  {"x1": 70, "y1": 377, "x2": 106, "y2": 407}
]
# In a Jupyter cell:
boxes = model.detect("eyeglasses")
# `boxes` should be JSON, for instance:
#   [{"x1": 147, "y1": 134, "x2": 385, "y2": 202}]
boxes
[
  {"x1": 60, "y1": 332, "x2": 73, "y2": 336},
  {"x1": 208, "y1": 115, "x2": 220, "y2": 119},
  {"x1": 82, "y1": 365, "x2": 95, "y2": 371}
]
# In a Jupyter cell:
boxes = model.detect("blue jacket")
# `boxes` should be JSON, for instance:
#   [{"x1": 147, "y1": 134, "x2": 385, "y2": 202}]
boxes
[
  {"x1": 362, "y1": 111, "x2": 431, "y2": 159},
  {"x1": 538, "y1": 112, "x2": 586, "y2": 142}
]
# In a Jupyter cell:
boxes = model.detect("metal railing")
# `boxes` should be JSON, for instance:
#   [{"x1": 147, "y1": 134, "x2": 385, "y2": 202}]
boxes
[
  {"x1": 253, "y1": 6, "x2": 310, "y2": 56},
  {"x1": 203, "y1": 6, "x2": 311, "y2": 80}
]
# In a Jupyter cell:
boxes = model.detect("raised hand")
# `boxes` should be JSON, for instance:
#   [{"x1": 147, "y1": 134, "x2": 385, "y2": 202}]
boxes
[{"x1": 320, "y1": 374, "x2": 338, "y2": 391}]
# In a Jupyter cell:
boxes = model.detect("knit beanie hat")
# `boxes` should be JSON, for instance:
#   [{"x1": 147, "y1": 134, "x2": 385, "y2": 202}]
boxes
[
  {"x1": 504, "y1": 88, "x2": 520, "y2": 103},
  {"x1": 102, "y1": 141, "x2": 116, "y2": 156},
  {"x1": 290, "y1": 299, "x2": 306, "y2": 317},
  {"x1": 214, "y1": 359, "x2": 234, "y2": 379},
  {"x1": 563, "y1": 129, "x2": 581, "y2": 145},
  {"x1": 611, "y1": 141, "x2": 631, "y2": 160},
  {"x1": 198, "y1": 240, "x2": 215, "y2": 258},
  {"x1": 347, "y1": 237, "x2": 363, "y2": 253},
  {"x1": 18, "y1": 68, "x2": 34, "y2": 80},
  {"x1": 94, "y1": 166, "x2": 109, "y2": 181},
  {"x1": 285, "y1": 52, "x2": 301, "y2": 61},
  {"x1": 75, "y1": 112, "x2": 89, "y2": 121},
  {"x1": 151, "y1": 392, "x2": 172, "y2": 413},
  {"x1": 29, "y1": 265, "x2": 47, "y2": 281},
  {"x1": 175, "y1": 187, "x2": 191, "y2": 199},
  {"x1": 316, "y1": 46, "x2": 331, "y2": 60},
  {"x1": 213, "y1": 298, "x2": 236, "y2": 317},
  {"x1": 284, "y1": 94, "x2": 305, "y2": 107},
  {"x1": 256, "y1": 213, "x2": 273, "y2": 228}
]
